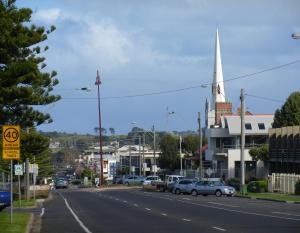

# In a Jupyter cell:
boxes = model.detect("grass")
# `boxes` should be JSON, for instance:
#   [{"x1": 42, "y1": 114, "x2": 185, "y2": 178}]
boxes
[
  {"x1": 12, "y1": 199, "x2": 36, "y2": 208},
  {"x1": 237, "y1": 192, "x2": 300, "y2": 202},
  {"x1": 0, "y1": 212, "x2": 31, "y2": 233}
]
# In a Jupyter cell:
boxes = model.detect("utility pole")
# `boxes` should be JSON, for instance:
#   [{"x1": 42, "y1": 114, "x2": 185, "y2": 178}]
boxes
[
  {"x1": 179, "y1": 136, "x2": 183, "y2": 176},
  {"x1": 139, "y1": 136, "x2": 141, "y2": 176},
  {"x1": 25, "y1": 157, "x2": 30, "y2": 200},
  {"x1": 240, "y1": 88, "x2": 246, "y2": 195},
  {"x1": 198, "y1": 112, "x2": 203, "y2": 178},
  {"x1": 95, "y1": 70, "x2": 104, "y2": 186},
  {"x1": 153, "y1": 125, "x2": 156, "y2": 176},
  {"x1": 129, "y1": 143, "x2": 132, "y2": 175},
  {"x1": 143, "y1": 133, "x2": 146, "y2": 177}
]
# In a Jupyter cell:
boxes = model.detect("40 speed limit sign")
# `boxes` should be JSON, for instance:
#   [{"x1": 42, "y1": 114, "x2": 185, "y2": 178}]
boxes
[{"x1": 2, "y1": 125, "x2": 20, "y2": 160}]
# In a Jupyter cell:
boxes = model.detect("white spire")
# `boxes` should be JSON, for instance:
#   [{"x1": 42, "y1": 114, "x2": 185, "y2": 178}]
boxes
[{"x1": 211, "y1": 29, "x2": 225, "y2": 109}]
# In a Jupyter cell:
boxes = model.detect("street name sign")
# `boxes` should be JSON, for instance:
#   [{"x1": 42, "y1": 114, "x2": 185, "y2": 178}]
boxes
[{"x1": 2, "y1": 125, "x2": 20, "y2": 160}]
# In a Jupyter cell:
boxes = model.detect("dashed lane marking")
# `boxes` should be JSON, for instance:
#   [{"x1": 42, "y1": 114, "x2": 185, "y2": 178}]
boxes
[
  {"x1": 134, "y1": 204, "x2": 139, "y2": 207},
  {"x1": 161, "y1": 213, "x2": 168, "y2": 216},
  {"x1": 182, "y1": 218, "x2": 191, "y2": 222},
  {"x1": 208, "y1": 202, "x2": 239, "y2": 208},
  {"x1": 272, "y1": 212, "x2": 300, "y2": 217},
  {"x1": 40, "y1": 208, "x2": 45, "y2": 217},
  {"x1": 212, "y1": 226, "x2": 226, "y2": 231},
  {"x1": 145, "y1": 208, "x2": 151, "y2": 211}
]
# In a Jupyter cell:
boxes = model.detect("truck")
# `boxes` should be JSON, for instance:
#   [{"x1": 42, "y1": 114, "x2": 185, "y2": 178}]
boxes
[{"x1": 153, "y1": 175, "x2": 184, "y2": 192}]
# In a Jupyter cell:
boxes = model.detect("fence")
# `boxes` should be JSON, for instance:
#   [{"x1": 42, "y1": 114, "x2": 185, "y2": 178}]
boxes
[{"x1": 268, "y1": 173, "x2": 300, "y2": 194}]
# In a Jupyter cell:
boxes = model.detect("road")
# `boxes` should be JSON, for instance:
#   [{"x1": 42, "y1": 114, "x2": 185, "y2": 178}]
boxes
[{"x1": 41, "y1": 188, "x2": 300, "y2": 233}]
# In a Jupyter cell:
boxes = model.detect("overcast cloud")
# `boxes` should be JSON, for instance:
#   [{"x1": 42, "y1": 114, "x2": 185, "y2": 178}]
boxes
[{"x1": 17, "y1": 0, "x2": 300, "y2": 134}]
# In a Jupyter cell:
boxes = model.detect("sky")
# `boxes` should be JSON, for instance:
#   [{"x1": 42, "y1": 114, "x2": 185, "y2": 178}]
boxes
[{"x1": 17, "y1": 0, "x2": 300, "y2": 135}]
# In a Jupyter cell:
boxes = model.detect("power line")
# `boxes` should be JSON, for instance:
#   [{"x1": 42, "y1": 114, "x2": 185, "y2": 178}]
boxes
[
  {"x1": 59, "y1": 59, "x2": 300, "y2": 101},
  {"x1": 245, "y1": 94, "x2": 284, "y2": 103}
]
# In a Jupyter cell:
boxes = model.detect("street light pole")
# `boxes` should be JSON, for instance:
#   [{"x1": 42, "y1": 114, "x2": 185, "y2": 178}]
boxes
[
  {"x1": 139, "y1": 136, "x2": 141, "y2": 176},
  {"x1": 179, "y1": 136, "x2": 183, "y2": 176},
  {"x1": 153, "y1": 125, "x2": 156, "y2": 176},
  {"x1": 198, "y1": 112, "x2": 203, "y2": 179},
  {"x1": 95, "y1": 70, "x2": 104, "y2": 187}
]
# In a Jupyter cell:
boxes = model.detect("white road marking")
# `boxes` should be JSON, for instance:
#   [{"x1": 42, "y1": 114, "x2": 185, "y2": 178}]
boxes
[
  {"x1": 40, "y1": 208, "x2": 45, "y2": 217},
  {"x1": 182, "y1": 218, "x2": 191, "y2": 222},
  {"x1": 161, "y1": 213, "x2": 168, "y2": 216},
  {"x1": 115, "y1": 198, "x2": 119, "y2": 201},
  {"x1": 183, "y1": 198, "x2": 191, "y2": 200},
  {"x1": 272, "y1": 212, "x2": 300, "y2": 217},
  {"x1": 123, "y1": 200, "x2": 127, "y2": 203},
  {"x1": 62, "y1": 196, "x2": 92, "y2": 233},
  {"x1": 134, "y1": 203, "x2": 138, "y2": 207},
  {"x1": 212, "y1": 226, "x2": 226, "y2": 231},
  {"x1": 145, "y1": 208, "x2": 151, "y2": 211},
  {"x1": 177, "y1": 199, "x2": 300, "y2": 221},
  {"x1": 208, "y1": 202, "x2": 239, "y2": 208}
]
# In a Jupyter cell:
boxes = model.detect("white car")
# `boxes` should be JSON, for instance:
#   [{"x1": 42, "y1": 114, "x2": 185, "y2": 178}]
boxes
[{"x1": 142, "y1": 176, "x2": 161, "y2": 186}]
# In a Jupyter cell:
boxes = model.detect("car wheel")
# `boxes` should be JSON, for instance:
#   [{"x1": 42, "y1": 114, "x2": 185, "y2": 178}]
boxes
[
  {"x1": 191, "y1": 190, "x2": 198, "y2": 196},
  {"x1": 215, "y1": 190, "x2": 222, "y2": 197},
  {"x1": 175, "y1": 189, "x2": 181, "y2": 195}
]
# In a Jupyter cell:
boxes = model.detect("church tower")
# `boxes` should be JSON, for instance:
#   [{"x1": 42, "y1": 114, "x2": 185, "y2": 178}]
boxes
[{"x1": 206, "y1": 29, "x2": 232, "y2": 128}]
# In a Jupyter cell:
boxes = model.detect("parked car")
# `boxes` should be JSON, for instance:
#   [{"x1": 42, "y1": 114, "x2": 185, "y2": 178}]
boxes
[
  {"x1": 187, "y1": 180, "x2": 236, "y2": 197},
  {"x1": 143, "y1": 176, "x2": 161, "y2": 186},
  {"x1": 55, "y1": 177, "x2": 69, "y2": 189},
  {"x1": 172, "y1": 179, "x2": 194, "y2": 194},
  {"x1": 123, "y1": 176, "x2": 145, "y2": 186},
  {"x1": 0, "y1": 191, "x2": 11, "y2": 210},
  {"x1": 112, "y1": 175, "x2": 123, "y2": 184}
]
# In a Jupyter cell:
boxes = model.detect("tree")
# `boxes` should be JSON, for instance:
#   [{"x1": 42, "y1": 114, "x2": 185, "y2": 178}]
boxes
[
  {"x1": 272, "y1": 92, "x2": 300, "y2": 128},
  {"x1": 249, "y1": 145, "x2": 269, "y2": 161},
  {"x1": 182, "y1": 135, "x2": 207, "y2": 155},
  {"x1": 158, "y1": 134, "x2": 180, "y2": 171},
  {"x1": 109, "y1": 128, "x2": 115, "y2": 136},
  {"x1": 0, "y1": 0, "x2": 60, "y2": 128}
]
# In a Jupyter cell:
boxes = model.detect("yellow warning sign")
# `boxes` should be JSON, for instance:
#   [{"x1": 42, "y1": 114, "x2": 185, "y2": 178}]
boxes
[
  {"x1": 3, "y1": 149, "x2": 20, "y2": 160},
  {"x1": 2, "y1": 125, "x2": 20, "y2": 160}
]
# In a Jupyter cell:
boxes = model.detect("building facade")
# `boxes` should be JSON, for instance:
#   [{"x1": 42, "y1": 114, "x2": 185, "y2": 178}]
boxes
[{"x1": 269, "y1": 126, "x2": 300, "y2": 174}]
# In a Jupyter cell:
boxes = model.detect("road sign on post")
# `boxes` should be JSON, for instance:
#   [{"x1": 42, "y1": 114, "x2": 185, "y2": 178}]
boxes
[
  {"x1": 14, "y1": 164, "x2": 23, "y2": 176},
  {"x1": 2, "y1": 125, "x2": 20, "y2": 160}
]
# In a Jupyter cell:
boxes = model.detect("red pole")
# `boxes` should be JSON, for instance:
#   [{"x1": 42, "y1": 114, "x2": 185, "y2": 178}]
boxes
[{"x1": 95, "y1": 70, "x2": 104, "y2": 187}]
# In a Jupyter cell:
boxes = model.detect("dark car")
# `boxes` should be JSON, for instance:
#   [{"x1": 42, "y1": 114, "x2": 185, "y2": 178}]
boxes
[
  {"x1": 55, "y1": 177, "x2": 69, "y2": 189},
  {"x1": 0, "y1": 191, "x2": 11, "y2": 210}
]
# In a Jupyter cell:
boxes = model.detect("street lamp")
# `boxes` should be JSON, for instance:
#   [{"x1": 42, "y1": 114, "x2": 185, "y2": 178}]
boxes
[{"x1": 95, "y1": 70, "x2": 104, "y2": 187}]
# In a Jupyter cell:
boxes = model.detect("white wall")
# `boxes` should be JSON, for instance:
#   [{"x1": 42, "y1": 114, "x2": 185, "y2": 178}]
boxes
[{"x1": 227, "y1": 149, "x2": 251, "y2": 178}]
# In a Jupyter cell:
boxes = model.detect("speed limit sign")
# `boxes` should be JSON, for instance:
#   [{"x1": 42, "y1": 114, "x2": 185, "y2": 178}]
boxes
[{"x1": 2, "y1": 125, "x2": 20, "y2": 160}]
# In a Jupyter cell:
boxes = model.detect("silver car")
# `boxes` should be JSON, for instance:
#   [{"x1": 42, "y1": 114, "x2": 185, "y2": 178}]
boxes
[
  {"x1": 172, "y1": 179, "x2": 194, "y2": 194},
  {"x1": 187, "y1": 180, "x2": 235, "y2": 197},
  {"x1": 123, "y1": 176, "x2": 145, "y2": 186}
]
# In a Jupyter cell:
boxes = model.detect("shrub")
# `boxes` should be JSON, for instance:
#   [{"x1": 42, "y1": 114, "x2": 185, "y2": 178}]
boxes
[
  {"x1": 295, "y1": 180, "x2": 300, "y2": 195},
  {"x1": 227, "y1": 178, "x2": 240, "y2": 191},
  {"x1": 247, "y1": 180, "x2": 267, "y2": 193}
]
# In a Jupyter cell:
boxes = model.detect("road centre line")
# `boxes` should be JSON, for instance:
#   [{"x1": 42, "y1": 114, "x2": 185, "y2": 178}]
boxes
[
  {"x1": 145, "y1": 208, "x2": 151, "y2": 211},
  {"x1": 183, "y1": 198, "x2": 191, "y2": 200},
  {"x1": 161, "y1": 213, "x2": 168, "y2": 216},
  {"x1": 212, "y1": 226, "x2": 226, "y2": 231},
  {"x1": 176, "y1": 199, "x2": 300, "y2": 221},
  {"x1": 272, "y1": 212, "x2": 300, "y2": 217},
  {"x1": 208, "y1": 202, "x2": 239, "y2": 208},
  {"x1": 134, "y1": 203, "x2": 138, "y2": 207},
  {"x1": 60, "y1": 194, "x2": 92, "y2": 233},
  {"x1": 123, "y1": 200, "x2": 127, "y2": 203},
  {"x1": 182, "y1": 218, "x2": 191, "y2": 222}
]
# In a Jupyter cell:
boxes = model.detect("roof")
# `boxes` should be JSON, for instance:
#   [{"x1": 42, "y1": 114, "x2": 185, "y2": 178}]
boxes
[{"x1": 222, "y1": 114, "x2": 274, "y2": 135}]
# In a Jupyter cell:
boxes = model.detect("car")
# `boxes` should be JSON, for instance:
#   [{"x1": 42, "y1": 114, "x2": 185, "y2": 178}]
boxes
[
  {"x1": 123, "y1": 176, "x2": 145, "y2": 186},
  {"x1": 142, "y1": 176, "x2": 161, "y2": 186},
  {"x1": 0, "y1": 191, "x2": 11, "y2": 210},
  {"x1": 55, "y1": 177, "x2": 69, "y2": 189},
  {"x1": 187, "y1": 180, "x2": 235, "y2": 197},
  {"x1": 112, "y1": 175, "x2": 123, "y2": 184},
  {"x1": 172, "y1": 179, "x2": 194, "y2": 194}
]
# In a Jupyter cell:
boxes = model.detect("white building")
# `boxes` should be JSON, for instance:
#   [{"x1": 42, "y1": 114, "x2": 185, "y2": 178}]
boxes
[{"x1": 204, "y1": 30, "x2": 274, "y2": 179}]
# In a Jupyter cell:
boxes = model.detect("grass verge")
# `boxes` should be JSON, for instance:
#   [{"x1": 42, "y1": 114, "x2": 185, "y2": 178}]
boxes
[
  {"x1": 13, "y1": 199, "x2": 36, "y2": 208},
  {"x1": 0, "y1": 212, "x2": 31, "y2": 233},
  {"x1": 237, "y1": 192, "x2": 300, "y2": 202}
]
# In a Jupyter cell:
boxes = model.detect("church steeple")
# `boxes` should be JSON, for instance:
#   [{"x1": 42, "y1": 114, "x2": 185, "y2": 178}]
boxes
[{"x1": 211, "y1": 29, "x2": 226, "y2": 110}]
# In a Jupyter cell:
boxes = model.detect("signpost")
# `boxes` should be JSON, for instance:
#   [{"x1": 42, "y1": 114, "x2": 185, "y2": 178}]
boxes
[
  {"x1": 29, "y1": 163, "x2": 38, "y2": 200},
  {"x1": 14, "y1": 164, "x2": 23, "y2": 207},
  {"x1": 2, "y1": 125, "x2": 20, "y2": 224}
]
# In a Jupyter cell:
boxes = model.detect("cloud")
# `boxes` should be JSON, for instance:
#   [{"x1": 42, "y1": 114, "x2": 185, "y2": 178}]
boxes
[{"x1": 34, "y1": 8, "x2": 61, "y2": 23}]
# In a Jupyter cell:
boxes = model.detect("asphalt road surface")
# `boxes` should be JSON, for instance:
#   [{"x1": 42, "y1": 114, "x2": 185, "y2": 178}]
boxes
[{"x1": 41, "y1": 188, "x2": 300, "y2": 233}]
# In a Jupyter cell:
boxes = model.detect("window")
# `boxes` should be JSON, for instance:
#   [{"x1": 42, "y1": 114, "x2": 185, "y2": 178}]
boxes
[
  {"x1": 258, "y1": 123, "x2": 265, "y2": 130},
  {"x1": 245, "y1": 123, "x2": 252, "y2": 130}
]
